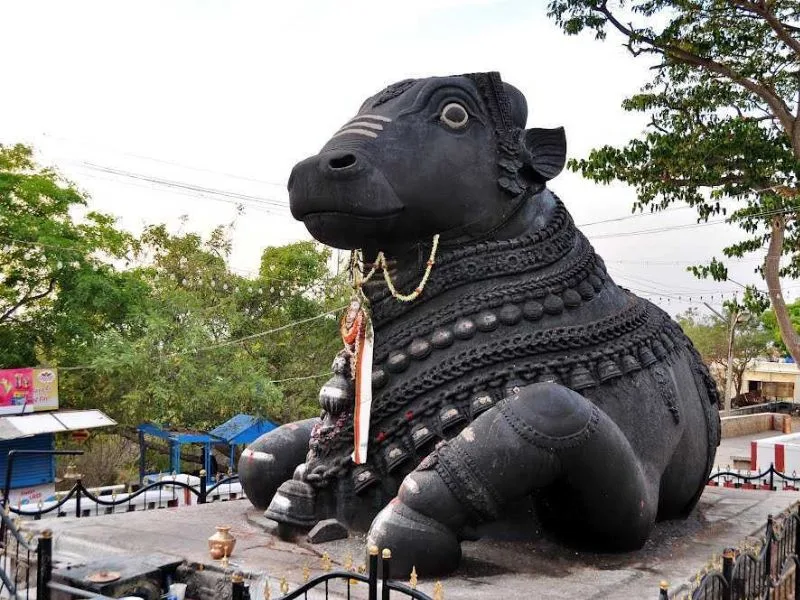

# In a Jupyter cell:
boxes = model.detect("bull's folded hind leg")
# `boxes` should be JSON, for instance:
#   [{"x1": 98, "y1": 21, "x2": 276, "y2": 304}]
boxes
[
  {"x1": 238, "y1": 418, "x2": 318, "y2": 510},
  {"x1": 367, "y1": 383, "x2": 657, "y2": 576}
]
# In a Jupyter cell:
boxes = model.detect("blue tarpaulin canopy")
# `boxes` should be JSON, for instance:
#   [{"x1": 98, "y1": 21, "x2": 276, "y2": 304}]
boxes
[
  {"x1": 210, "y1": 414, "x2": 276, "y2": 445},
  {"x1": 137, "y1": 414, "x2": 276, "y2": 483},
  {"x1": 210, "y1": 414, "x2": 277, "y2": 475}
]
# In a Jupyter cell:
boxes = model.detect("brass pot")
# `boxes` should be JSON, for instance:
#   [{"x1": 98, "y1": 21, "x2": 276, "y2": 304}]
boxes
[{"x1": 208, "y1": 525, "x2": 236, "y2": 558}]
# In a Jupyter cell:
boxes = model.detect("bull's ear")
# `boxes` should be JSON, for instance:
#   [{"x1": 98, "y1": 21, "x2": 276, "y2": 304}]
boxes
[{"x1": 521, "y1": 127, "x2": 566, "y2": 181}]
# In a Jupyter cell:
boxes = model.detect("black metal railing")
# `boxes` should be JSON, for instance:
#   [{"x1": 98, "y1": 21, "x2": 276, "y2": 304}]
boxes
[
  {"x1": 707, "y1": 464, "x2": 800, "y2": 491},
  {"x1": 0, "y1": 506, "x2": 179, "y2": 600},
  {"x1": 5, "y1": 472, "x2": 240, "y2": 521},
  {"x1": 706, "y1": 463, "x2": 800, "y2": 491},
  {"x1": 233, "y1": 547, "x2": 438, "y2": 600},
  {"x1": 661, "y1": 502, "x2": 800, "y2": 599},
  {"x1": 0, "y1": 507, "x2": 39, "y2": 600}
]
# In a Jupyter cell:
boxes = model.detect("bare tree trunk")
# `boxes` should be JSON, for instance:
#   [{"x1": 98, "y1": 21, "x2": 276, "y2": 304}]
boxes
[
  {"x1": 765, "y1": 216, "x2": 800, "y2": 363},
  {"x1": 734, "y1": 367, "x2": 744, "y2": 397}
]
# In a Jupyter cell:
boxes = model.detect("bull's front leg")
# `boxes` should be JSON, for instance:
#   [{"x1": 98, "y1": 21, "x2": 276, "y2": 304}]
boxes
[
  {"x1": 238, "y1": 418, "x2": 318, "y2": 510},
  {"x1": 366, "y1": 383, "x2": 657, "y2": 576}
]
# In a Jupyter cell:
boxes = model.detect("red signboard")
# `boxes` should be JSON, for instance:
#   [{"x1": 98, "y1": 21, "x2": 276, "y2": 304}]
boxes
[{"x1": 0, "y1": 368, "x2": 59, "y2": 415}]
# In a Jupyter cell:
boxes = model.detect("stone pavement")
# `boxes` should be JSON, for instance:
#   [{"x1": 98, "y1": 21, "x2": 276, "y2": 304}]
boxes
[
  {"x1": 714, "y1": 416, "x2": 800, "y2": 469},
  {"x1": 22, "y1": 487, "x2": 800, "y2": 600},
  {"x1": 715, "y1": 430, "x2": 778, "y2": 468}
]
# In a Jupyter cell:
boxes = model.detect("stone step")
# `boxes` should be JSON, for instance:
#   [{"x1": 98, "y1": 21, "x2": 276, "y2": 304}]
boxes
[{"x1": 50, "y1": 532, "x2": 126, "y2": 566}]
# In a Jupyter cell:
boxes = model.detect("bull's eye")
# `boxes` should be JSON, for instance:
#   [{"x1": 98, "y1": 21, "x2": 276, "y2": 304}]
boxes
[{"x1": 440, "y1": 103, "x2": 469, "y2": 129}]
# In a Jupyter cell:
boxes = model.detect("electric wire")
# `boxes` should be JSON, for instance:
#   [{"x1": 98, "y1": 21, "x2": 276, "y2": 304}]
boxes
[
  {"x1": 76, "y1": 161, "x2": 290, "y2": 211},
  {"x1": 585, "y1": 206, "x2": 799, "y2": 240},
  {"x1": 41, "y1": 132, "x2": 287, "y2": 188},
  {"x1": 73, "y1": 169, "x2": 288, "y2": 217},
  {"x1": 57, "y1": 304, "x2": 347, "y2": 371}
]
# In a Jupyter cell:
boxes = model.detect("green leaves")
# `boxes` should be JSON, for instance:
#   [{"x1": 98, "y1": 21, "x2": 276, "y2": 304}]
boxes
[
  {"x1": 548, "y1": 0, "x2": 800, "y2": 362},
  {"x1": 762, "y1": 299, "x2": 800, "y2": 354},
  {"x1": 0, "y1": 143, "x2": 349, "y2": 431},
  {"x1": 678, "y1": 305, "x2": 772, "y2": 395},
  {"x1": 62, "y1": 228, "x2": 347, "y2": 430},
  {"x1": 0, "y1": 144, "x2": 143, "y2": 367}
]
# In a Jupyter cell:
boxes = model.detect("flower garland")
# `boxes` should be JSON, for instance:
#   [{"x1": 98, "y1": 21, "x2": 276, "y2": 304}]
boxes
[
  {"x1": 352, "y1": 234, "x2": 440, "y2": 302},
  {"x1": 337, "y1": 234, "x2": 441, "y2": 464}
]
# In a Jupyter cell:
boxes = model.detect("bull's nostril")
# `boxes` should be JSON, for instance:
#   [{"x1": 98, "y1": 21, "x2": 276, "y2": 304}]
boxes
[{"x1": 329, "y1": 154, "x2": 357, "y2": 170}]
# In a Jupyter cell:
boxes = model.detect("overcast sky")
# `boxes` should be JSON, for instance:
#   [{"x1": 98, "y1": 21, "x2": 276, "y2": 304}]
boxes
[{"x1": 0, "y1": 0, "x2": 785, "y2": 316}]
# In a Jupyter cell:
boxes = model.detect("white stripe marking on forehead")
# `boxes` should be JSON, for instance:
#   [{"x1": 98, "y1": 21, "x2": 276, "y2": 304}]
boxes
[
  {"x1": 346, "y1": 114, "x2": 392, "y2": 124},
  {"x1": 332, "y1": 128, "x2": 379, "y2": 139},
  {"x1": 338, "y1": 121, "x2": 384, "y2": 132}
]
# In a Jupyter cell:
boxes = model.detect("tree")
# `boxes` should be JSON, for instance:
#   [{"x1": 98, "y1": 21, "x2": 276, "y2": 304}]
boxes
[
  {"x1": 762, "y1": 297, "x2": 800, "y2": 357},
  {"x1": 0, "y1": 143, "x2": 147, "y2": 367},
  {"x1": 548, "y1": 0, "x2": 800, "y2": 363},
  {"x1": 677, "y1": 305, "x2": 771, "y2": 398},
  {"x1": 1, "y1": 142, "x2": 350, "y2": 431},
  {"x1": 62, "y1": 226, "x2": 348, "y2": 430}
]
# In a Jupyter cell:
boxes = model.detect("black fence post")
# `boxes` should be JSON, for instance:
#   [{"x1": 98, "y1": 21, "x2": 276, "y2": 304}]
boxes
[
  {"x1": 722, "y1": 547, "x2": 735, "y2": 600},
  {"x1": 765, "y1": 514, "x2": 775, "y2": 584},
  {"x1": 231, "y1": 572, "x2": 244, "y2": 600},
  {"x1": 769, "y1": 463, "x2": 775, "y2": 491},
  {"x1": 381, "y1": 548, "x2": 391, "y2": 600},
  {"x1": 796, "y1": 512, "x2": 800, "y2": 557},
  {"x1": 199, "y1": 469, "x2": 207, "y2": 504},
  {"x1": 658, "y1": 580, "x2": 668, "y2": 599},
  {"x1": 368, "y1": 545, "x2": 379, "y2": 600},
  {"x1": 794, "y1": 514, "x2": 800, "y2": 600},
  {"x1": 74, "y1": 481, "x2": 82, "y2": 518},
  {"x1": 37, "y1": 529, "x2": 52, "y2": 600}
]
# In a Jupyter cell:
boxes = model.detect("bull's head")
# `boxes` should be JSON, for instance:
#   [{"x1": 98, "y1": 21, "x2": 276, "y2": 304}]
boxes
[{"x1": 288, "y1": 72, "x2": 566, "y2": 250}]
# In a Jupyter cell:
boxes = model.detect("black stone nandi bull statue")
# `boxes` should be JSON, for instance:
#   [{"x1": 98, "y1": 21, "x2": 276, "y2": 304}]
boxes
[{"x1": 239, "y1": 72, "x2": 720, "y2": 576}]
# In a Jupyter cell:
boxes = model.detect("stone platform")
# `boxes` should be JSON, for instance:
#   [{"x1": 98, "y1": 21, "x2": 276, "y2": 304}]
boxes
[{"x1": 29, "y1": 487, "x2": 799, "y2": 600}]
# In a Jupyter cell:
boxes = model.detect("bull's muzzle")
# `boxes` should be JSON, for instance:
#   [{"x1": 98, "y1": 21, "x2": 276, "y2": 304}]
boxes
[{"x1": 288, "y1": 148, "x2": 403, "y2": 248}]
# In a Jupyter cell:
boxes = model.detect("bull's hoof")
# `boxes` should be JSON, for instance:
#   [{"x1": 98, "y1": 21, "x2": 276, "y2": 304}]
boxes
[
  {"x1": 367, "y1": 500, "x2": 461, "y2": 577},
  {"x1": 264, "y1": 479, "x2": 317, "y2": 529}
]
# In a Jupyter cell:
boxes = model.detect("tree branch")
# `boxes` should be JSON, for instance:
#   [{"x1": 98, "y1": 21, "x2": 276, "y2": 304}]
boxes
[
  {"x1": 659, "y1": 173, "x2": 749, "y2": 188},
  {"x1": 728, "y1": 0, "x2": 800, "y2": 59},
  {"x1": 0, "y1": 278, "x2": 56, "y2": 325},
  {"x1": 593, "y1": 3, "x2": 796, "y2": 134}
]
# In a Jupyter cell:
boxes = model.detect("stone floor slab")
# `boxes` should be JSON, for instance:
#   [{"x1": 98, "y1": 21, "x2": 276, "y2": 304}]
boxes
[{"x1": 25, "y1": 487, "x2": 800, "y2": 599}]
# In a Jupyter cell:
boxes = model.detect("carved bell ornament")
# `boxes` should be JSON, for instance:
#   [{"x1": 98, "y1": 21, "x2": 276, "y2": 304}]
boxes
[
  {"x1": 651, "y1": 340, "x2": 668, "y2": 359},
  {"x1": 410, "y1": 422, "x2": 436, "y2": 449},
  {"x1": 383, "y1": 443, "x2": 411, "y2": 472},
  {"x1": 318, "y1": 371, "x2": 354, "y2": 416},
  {"x1": 470, "y1": 391, "x2": 495, "y2": 417},
  {"x1": 536, "y1": 369, "x2": 559, "y2": 384},
  {"x1": 597, "y1": 358, "x2": 623, "y2": 383},
  {"x1": 352, "y1": 465, "x2": 379, "y2": 494},
  {"x1": 569, "y1": 364, "x2": 596, "y2": 390},
  {"x1": 620, "y1": 354, "x2": 642, "y2": 374},
  {"x1": 639, "y1": 345, "x2": 658, "y2": 367},
  {"x1": 439, "y1": 405, "x2": 467, "y2": 432},
  {"x1": 661, "y1": 332, "x2": 675, "y2": 351}
]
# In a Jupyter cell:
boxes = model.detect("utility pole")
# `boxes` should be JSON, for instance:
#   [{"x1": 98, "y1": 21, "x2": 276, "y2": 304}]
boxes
[{"x1": 704, "y1": 302, "x2": 745, "y2": 414}]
